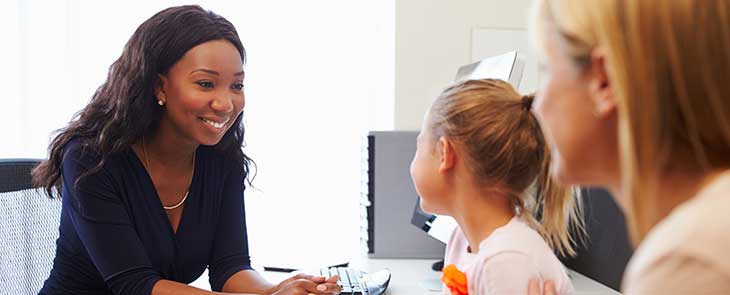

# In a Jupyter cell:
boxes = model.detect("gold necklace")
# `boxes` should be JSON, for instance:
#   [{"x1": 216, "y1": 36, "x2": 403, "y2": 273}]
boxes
[{"x1": 142, "y1": 137, "x2": 195, "y2": 210}]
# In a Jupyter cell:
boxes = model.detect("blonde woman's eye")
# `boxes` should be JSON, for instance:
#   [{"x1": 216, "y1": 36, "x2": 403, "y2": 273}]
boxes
[{"x1": 231, "y1": 83, "x2": 244, "y2": 90}]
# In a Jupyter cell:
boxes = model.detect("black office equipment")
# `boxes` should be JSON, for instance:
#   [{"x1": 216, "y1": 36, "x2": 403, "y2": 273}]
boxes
[
  {"x1": 559, "y1": 188, "x2": 633, "y2": 291},
  {"x1": 410, "y1": 199, "x2": 436, "y2": 232}
]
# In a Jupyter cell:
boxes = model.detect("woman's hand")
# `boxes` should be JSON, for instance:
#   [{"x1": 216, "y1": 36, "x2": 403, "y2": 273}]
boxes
[
  {"x1": 267, "y1": 273, "x2": 341, "y2": 295},
  {"x1": 528, "y1": 279, "x2": 557, "y2": 295}
]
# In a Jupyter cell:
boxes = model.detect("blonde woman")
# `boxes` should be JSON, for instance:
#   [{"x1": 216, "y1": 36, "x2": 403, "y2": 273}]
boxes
[{"x1": 528, "y1": 0, "x2": 730, "y2": 294}]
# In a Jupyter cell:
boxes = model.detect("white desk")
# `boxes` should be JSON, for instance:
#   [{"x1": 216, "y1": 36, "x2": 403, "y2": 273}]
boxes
[{"x1": 192, "y1": 254, "x2": 621, "y2": 295}]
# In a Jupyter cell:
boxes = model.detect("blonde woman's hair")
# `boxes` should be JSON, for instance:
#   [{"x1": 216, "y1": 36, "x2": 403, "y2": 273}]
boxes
[
  {"x1": 427, "y1": 79, "x2": 584, "y2": 257},
  {"x1": 533, "y1": 0, "x2": 730, "y2": 242}
]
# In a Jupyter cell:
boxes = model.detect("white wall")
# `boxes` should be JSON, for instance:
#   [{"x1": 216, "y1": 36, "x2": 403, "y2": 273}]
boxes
[{"x1": 394, "y1": 0, "x2": 534, "y2": 130}]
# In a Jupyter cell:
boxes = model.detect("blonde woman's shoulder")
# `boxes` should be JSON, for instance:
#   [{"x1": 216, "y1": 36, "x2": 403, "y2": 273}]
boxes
[{"x1": 623, "y1": 170, "x2": 730, "y2": 294}]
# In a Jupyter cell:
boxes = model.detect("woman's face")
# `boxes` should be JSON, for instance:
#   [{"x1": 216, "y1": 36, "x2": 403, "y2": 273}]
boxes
[
  {"x1": 532, "y1": 29, "x2": 619, "y2": 188},
  {"x1": 158, "y1": 39, "x2": 245, "y2": 146}
]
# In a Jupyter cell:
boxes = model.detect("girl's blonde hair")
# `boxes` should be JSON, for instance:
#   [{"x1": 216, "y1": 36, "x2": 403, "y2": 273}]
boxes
[
  {"x1": 427, "y1": 79, "x2": 584, "y2": 257},
  {"x1": 533, "y1": 0, "x2": 730, "y2": 242}
]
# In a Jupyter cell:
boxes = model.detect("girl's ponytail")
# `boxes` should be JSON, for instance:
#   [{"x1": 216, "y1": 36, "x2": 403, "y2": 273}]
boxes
[
  {"x1": 534, "y1": 140, "x2": 585, "y2": 257},
  {"x1": 523, "y1": 94, "x2": 585, "y2": 257}
]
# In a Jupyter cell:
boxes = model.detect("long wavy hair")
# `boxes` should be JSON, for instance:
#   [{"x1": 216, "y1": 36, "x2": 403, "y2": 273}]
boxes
[{"x1": 33, "y1": 5, "x2": 254, "y2": 197}]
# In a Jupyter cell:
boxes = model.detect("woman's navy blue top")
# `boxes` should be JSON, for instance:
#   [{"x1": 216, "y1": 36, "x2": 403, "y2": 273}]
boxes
[{"x1": 39, "y1": 139, "x2": 252, "y2": 295}]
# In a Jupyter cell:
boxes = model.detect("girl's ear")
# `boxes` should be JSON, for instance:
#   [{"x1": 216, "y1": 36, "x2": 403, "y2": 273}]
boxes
[{"x1": 438, "y1": 136, "x2": 456, "y2": 174}]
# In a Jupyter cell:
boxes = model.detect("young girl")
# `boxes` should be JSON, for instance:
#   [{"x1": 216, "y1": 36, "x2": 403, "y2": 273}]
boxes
[{"x1": 410, "y1": 79, "x2": 583, "y2": 295}]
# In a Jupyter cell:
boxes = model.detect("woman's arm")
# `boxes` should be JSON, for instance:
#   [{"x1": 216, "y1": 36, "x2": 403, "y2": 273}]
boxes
[
  {"x1": 153, "y1": 279, "x2": 257, "y2": 295},
  {"x1": 150, "y1": 272, "x2": 338, "y2": 295},
  {"x1": 221, "y1": 270, "x2": 275, "y2": 294},
  {"x1": 528, "y1": 279, "x2": 557, "y2": 295},
  {"x1": 206, "y1": 165, "x2": 258, "y2": 292},
  {"x1": 530, "y1": 255, "x2": 730, "y2": 295},
  {"x1": 62, "y1": 144, "x2": 162, "y2": 294},
  {"x1": 222, "y1": 270, "x2": 340, "y2": 295}
]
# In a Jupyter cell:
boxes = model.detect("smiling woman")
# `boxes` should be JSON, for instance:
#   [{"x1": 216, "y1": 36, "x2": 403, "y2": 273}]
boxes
[{"x1": 31, "y1": 5, "x2": 340, "y2": 295}]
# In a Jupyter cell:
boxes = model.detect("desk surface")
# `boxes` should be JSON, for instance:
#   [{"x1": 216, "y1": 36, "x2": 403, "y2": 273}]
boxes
[{"x1": 191, "y1": 255, "x2": 621, "y2": 295}]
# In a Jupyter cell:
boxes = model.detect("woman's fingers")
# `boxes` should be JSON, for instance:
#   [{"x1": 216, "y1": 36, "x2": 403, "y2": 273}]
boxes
[
  {"x1": 282, "y1": 279, "x2": 319, "y2": 294},
  {"x1": 544, "y1": 280, "x2": 557, "y2": 295},
  {"x1": 315, "y1": 280, "x2": 342, "y2": 294},
  {"x1": 527, "y1": 278, "x2": 557, "y2": 295},
  {"x1": 325, "y1": 274, "x2": 339, "y2": 283},
  {"x1": 292, "y1": 273, "x2": 327, "y2": 283},
  {"x1": 276, "y1": 273, "x2": 340, "y2": 294},
  {"x1": 528, "y1": 278, "x2": 541, "y2": 295},
  {"x1": 278, "y1": 273, "x2": 324, "y2": 289}
]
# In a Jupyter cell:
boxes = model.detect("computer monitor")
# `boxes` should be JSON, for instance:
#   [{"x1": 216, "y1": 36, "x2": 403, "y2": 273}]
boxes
[
  {"x1": 410, "y1": 199, "x2": 435, "y2": 232},
  {"x1": 410, "y1": 200, "x2": 458, "y2": 244}
]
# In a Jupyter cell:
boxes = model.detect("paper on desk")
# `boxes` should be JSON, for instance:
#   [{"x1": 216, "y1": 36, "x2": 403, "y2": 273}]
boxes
[{"x1": 427, "y1": 215, "x2": 458, "y2": 244}]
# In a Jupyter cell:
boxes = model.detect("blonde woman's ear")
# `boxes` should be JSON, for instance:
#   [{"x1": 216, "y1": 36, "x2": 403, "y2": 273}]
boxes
[
  {"x1": 588, "y1": 49, "x2": 616, "y2": 118},
  {"x1": 438, "y1": 136, "x2": 456, "y2": 174}
]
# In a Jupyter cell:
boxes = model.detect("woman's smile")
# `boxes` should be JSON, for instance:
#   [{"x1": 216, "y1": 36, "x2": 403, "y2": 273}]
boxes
[{"x1": 199, "y1": 116, "x2": 230, "y2": 131}]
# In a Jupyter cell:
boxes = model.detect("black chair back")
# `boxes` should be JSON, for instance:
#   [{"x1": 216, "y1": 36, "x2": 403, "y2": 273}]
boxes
[
  {"x1": 0, "y1": 158, "x2": 61, "y2": 294},
  {"x1": 0, "y1": 159, "x2": 41, "y2": 192},
  {"x1": 561, "y1": 188, "x2": 633, "y2": 291}
]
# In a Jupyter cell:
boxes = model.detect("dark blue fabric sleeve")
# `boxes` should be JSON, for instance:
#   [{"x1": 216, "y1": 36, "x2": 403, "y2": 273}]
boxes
[
  {"x1": 62, "y1": 143, "x2": 161, "y2": 294},
  {"x1": 208, "y1": 165, "x2": 253, "y2": 291}
]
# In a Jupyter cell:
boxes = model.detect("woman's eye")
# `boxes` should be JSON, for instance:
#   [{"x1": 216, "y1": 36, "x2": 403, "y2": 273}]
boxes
[
  {"x1": 232, "y1": 83, "x2": 244, "y2": 90},
  {"x1": 196, "y1": 81, "x2": 214, "y2": 88}
]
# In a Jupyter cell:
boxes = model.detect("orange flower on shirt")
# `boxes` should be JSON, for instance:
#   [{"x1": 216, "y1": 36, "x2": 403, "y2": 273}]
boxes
[{"x1": 441, "y1": 264, "x2": 468, "y2": 295}]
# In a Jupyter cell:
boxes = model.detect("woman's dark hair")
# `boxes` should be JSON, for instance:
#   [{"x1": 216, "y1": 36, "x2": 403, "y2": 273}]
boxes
[{"x1": 33, "y1": 5, "x2": 254, "y2": 197}]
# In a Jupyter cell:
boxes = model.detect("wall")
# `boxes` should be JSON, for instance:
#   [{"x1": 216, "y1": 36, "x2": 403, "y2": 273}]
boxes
[{"x1": 395, "y1": 0, "x2": 534, "y2": 130}]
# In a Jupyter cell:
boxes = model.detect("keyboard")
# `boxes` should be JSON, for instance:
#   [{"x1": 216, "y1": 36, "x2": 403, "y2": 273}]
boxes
[{"x1": 318, "y1": 267, "x2": 391, "y2": 295}]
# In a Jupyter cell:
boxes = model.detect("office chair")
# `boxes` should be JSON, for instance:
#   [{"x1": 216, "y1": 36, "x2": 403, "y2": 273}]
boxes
[
  {"x1": 0, "y1": 159, "x2": 61, "y2": 295},
  {"x1": 560, "y1": 188, "x2": 633, "y2": 291}
]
